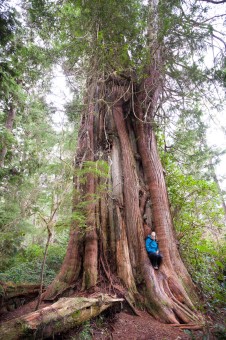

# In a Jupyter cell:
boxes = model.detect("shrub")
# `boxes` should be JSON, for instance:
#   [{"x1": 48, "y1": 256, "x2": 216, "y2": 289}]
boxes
[{"x1": 0, "y1": 242, "x2": 67, "y2": 285}]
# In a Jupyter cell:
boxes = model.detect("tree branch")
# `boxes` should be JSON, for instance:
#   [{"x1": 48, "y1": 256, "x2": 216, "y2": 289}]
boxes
[
  {"x1": 199, "y1": 0, "x2": 226, "y2": 3},
  {"x1": 212, "y1": 33, "x2": 226, "y2": 47}
]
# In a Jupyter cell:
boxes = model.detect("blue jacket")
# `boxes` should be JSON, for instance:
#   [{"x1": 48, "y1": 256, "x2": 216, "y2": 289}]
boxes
[{"x1": 145, "y1": 235, "x2": 159, "y2": 253}]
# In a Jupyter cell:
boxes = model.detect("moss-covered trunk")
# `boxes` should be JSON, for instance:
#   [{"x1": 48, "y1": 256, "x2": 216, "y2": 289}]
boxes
[
  {"x1": 0, "y1": 295, "x2": 123, "y2": 339},
  {"x1": 0, "y1": 282, "x2": 40, "y2": 315}
]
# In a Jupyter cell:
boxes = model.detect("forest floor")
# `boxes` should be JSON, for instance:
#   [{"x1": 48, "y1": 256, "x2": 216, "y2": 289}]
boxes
[
  {"x1": 66, "y1": 308, "x2": 226, "y2": 340},
  {"x1": 1, "y1": 299, "x2": 225, "y2": 340}
]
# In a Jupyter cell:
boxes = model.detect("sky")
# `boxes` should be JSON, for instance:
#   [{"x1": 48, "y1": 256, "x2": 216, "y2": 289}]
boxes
[
  {"x1": 46, "y1": 66, "x2": 73, "y2": 130},
  {"x1": 207, "y1": 111, "x2": 226, "y2": 189}
]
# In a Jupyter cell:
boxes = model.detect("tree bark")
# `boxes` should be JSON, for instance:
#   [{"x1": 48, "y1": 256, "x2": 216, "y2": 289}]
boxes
[
  {"x1": 34, "y1": 0, "x2": 203, "y2": 326},
  {"x1": 0, "y1": 282, "x2": 40, "y2": 314},
  {"x1": 41, "y1": 74, "x2": 202, "y2": 324},
  {"x1": 0, "y1": 295, "x2": 123, "y2": 339}
]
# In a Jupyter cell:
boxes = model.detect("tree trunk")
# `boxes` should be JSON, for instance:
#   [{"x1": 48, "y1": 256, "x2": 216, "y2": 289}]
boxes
[
  {"x1": 35, "y1": 224, "x2": 52, "y2": 310},
  {"x1": 0, "y1": 295, "x2": 123, "y2": 339},
  {"x1": 41, "y1": 72, "x2": 203, "y2": 325},
  {"x1": 32, "y1": 0, "x2": 203, "y2": 326}
]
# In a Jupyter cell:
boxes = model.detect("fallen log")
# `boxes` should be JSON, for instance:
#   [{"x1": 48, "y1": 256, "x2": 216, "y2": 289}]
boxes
[
  {"x1": 0, "y1": 281, "x2": 40, "y2": 299},
  {"x1": 0, "y1": 294, "x2": 123, "y2": 339},
  {"x1": 0, "y1": 281, "x2": 40, "y2": 314}
]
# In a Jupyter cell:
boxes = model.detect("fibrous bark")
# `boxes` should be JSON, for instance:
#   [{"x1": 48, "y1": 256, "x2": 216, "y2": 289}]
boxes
[
  {"x1": 25, "y1": 0, "x2": 203, "y2": 327},
  {"x1": 40, "y1": 72, "x2": 203, "y2": 325}
]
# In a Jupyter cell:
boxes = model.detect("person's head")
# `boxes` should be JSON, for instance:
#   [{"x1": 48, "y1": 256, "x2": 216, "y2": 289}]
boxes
[{"x1": 150, "y1": 231, "x2": 156, "y2": 240}]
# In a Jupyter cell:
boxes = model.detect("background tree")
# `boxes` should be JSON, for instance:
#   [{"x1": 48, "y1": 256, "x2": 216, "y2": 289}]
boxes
[{"x1": 0, "y1": 1, "x2": 76, "y2": 281}]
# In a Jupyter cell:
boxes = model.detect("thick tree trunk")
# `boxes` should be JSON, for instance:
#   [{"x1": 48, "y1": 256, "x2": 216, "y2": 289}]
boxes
[
  {"x1": 41, "y1": 1, "x2": 203, "y2": 322},
  {"x1": 42, "y1": 75, "x2": 202, "y2": 325},
  {"x1": 0, "y1": 295, "x2": 123, "y2": 339},
  {"x1": 134, "y1": 109, "x2": 198, "y2": 322}
]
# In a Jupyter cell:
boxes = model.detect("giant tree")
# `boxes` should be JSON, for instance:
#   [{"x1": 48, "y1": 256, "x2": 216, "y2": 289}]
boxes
[
  {"x1": 2, "y1": 0, "x2": 225, "y2": 329},
  {"x1": 40, "y1": 0, "x2": 218, "y2": 324}
]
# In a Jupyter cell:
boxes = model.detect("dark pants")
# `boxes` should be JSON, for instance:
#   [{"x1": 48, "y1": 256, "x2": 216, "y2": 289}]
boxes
[{"x1": 148, "y1": 252, "x2": 162, "y2": 268}]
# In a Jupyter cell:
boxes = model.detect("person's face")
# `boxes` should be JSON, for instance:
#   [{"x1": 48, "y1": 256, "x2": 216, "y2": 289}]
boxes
[{"x1": 151, "y1": 233, "x2": 156, "y2": 240}]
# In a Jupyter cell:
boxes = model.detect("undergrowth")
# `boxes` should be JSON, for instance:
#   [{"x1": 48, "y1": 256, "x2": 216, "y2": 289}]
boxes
[{"x1": 0, "y1": 242, "x2": 66, "y2": 285}]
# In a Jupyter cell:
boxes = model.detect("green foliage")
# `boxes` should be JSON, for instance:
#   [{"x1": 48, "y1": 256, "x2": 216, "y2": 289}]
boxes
[
  {"x1": 65, "y1": 96, "x2": 84, "y2": 123},
  {"x1": 71, "y1": 211, "x2": 87, "y2": 230},
  {"x1": 0, "y1": 115, "x2": 75, "y2": 271},
  {"x1": 0, "y1": 125, "x2": 16, "y2": 149},
  {"x1": 0, "y1": 200, "x2": 33, "y2": 271},
  {"x1": 0, "y1": 241, "x2": 67, "y2": 285},
  {"x1": 28, "y1": 0, "x2": 148, "y2": 78},
  {"x1": 0, "y1": 77, "x2": 76, "y2": 266},
  {"x1": 215, "y1": 57, "x2": 226, "y2": 89},
  {"x1": 212, "y1": 324, "x2": 226, "y2": 340},
  {"x1": 0, "y1": 0, "x2": 54, "y2": 183},
  {"x1": 78, "y1": 321, "x2": 92, "y2": 340},
  {"x1": 159, "y1": 139, "x2": 226, "y2": 307},
  {"x1": 0, "y1": 261, "x2": 56, "y2": 285},
  {"x1": 71, "y1": 160, "x2": 109, "y2": 232},
  {"x1": 0, "y1": 1, "x2": 18, "y2": 47},
  {"x1": 183, "y1": 239, "x2": 226, "y2": 307},
  {"x1": 76, "y1": 160, "x2": 109, "y2": 181}
]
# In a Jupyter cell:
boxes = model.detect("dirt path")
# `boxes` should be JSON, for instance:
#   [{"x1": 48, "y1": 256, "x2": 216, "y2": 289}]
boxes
[
  {"x1": 63, "y1": 309, "x2": 205, "y2": 340},
  {"x1": 93, "y1": 310, "x2": 192, "y2": 340}
]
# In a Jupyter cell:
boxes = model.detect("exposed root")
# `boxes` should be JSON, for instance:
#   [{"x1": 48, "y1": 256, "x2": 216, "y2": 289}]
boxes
[
  {"x1": 163, "y1": 276, "x2": 201, "y2": 324},
  {"x1": 100, "y1": 256, "x2": 140, "y2": 316},
  {"x1": 100, "y1": 254, "x2": 114, "y2": 290},
  {"x1": 171, "y1": 324, "x2": 204, "y2": 330},
  {"x1": 124, "y1": 293, "x2": 141, "y2": 316}
]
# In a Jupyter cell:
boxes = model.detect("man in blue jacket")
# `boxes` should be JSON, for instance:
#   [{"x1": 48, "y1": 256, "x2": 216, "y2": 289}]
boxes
[{"x1": 145, "y1": 231, "x2": 162, "y2": 269}]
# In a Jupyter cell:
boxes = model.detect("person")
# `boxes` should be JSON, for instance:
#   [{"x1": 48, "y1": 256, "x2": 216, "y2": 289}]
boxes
[{"x1": 145, "y1": 231, "x2": 162, "y2": 270}]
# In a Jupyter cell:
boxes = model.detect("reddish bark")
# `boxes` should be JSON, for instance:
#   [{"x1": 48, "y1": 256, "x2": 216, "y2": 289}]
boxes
[
  {"x1": 82, "y1": 109, "x2": 98, "y2": 290},
  {"x1": 41, "y1": 75, "x2": 202, "y2": 324},
  {"x1": 113, "y1": 103, "x2": 143, "y2": 274}
]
